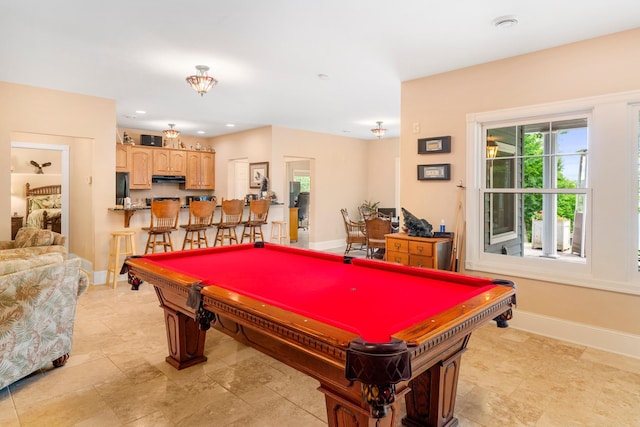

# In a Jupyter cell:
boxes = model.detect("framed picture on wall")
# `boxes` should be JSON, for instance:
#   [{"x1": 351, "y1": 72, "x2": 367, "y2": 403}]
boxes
[
  {"x1": 249, "y1": 162, "x2": 269, "y2": 188},
  {"x1": 417, "y1": 163, "x2": 451, "y2": 181},
  {"x1": 418, "y1": 136, "x2": 451, "y2": 154}
]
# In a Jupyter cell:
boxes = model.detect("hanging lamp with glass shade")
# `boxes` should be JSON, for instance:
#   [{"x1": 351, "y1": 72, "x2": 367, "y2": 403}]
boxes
[
  {"x1": 163, "y1": 123, "x2": 180, "y2": 139},
  {"x1": 371, "y1": 121, "x2": 386, "y2": 139},
  {"x1": 186, "y1": 65, "x2": 218, "y2": 96}
]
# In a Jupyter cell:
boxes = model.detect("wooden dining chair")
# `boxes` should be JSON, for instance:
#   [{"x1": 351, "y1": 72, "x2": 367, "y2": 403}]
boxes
[
  {"x1": 213, "y1": 198, "x2": 244, "y2": 246},
  {"x1": 364, "y1": 216, "x2": 391, "y2": 259},
  {"x1": 142, "y1": 199, "x2": 181, "y2": 254},
  {"x1": 341, "y1": 208, "x2": 366, "y2": 255},
  {"x1": 180, "y1": 200, "x2": 216, "y2": 250},
  {"x1": 241, "y1": 199, "x2": 271, "y2": 243}
]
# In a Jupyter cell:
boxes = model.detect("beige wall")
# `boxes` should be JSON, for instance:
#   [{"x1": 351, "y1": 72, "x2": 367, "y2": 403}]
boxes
[
  {"x1": 1, "y1": 82, "x2": 115, "y2": 272},
  {"x1": 209, "y1": 125, "x2": 398, "y2": 247},
  {"x1": 401, "y1": 28, "x2": 640, "y2": 336}
]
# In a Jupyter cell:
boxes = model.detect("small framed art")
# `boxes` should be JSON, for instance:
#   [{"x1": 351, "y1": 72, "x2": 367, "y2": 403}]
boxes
[
  {"x1": 249, "y1": 162, "x2": 269, "y2": 188},
  {"x1": 417, "y1": 163, "x2": 451, "y2": 181},
  {"x1": 418, "y1": 136, "x2": 451, "y2": 154}
]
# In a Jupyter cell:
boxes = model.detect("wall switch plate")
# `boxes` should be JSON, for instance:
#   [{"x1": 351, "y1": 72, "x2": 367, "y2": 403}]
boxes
[{"x1": 413, "y1": 122, "x2": 420, "y2": 133}]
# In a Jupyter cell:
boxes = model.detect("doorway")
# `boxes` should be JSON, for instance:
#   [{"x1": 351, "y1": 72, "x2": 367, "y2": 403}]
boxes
[
  {"x1": 10, "y1": 142, "x2": 69, "y2": 246},
  {"x1": 285, "y1": 158, "x2": 311, "y2": 248}
]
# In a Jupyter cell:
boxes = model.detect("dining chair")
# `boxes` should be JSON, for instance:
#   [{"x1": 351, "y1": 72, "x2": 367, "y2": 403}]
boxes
[
  {"x1": 142, "y1": 199, "x2": 181, "y2": 254},
  {"x1": 213, "y1": 198, "x2": 244, "y2": 246},
  {"x1": 180, "y1": 200, "x2": 216, "y2": 250},
  {"x1": 365, "y1": 216, "x2": 392, "y2": 259},
  {"x1": 241, "y1": 199, "x2": 271, "y2": 243},
  {"x1": 340, "y1": 208, "x2": 366, "y2": 255}
]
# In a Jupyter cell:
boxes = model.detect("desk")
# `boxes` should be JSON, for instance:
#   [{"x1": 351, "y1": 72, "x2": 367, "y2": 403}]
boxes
[{"x1": 126, "y1": 243, "x2": 515, "y2": 427}]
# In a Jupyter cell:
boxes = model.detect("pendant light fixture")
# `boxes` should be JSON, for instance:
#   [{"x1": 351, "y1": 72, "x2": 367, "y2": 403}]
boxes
[
  {"x1": 371, "y1": 121, "x2": 386, "y2": 139},
  {"x1": 186, "y1": 65, "x2": 218, "y2": 96},
  {"x1": 163, "y1": 123, "x2": 180, "y2": 139}
]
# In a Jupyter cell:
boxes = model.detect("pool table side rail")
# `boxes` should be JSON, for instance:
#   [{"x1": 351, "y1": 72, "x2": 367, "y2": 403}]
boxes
[
  {"x1": 201, "y1": 285, "x2": 360, "y2": 351},
  {"x1": 125, "y1": 258, "x2": 203, "y2": 314},
  {"x1": 394, "y1": 284, "x2": 516, "y2": 347}
]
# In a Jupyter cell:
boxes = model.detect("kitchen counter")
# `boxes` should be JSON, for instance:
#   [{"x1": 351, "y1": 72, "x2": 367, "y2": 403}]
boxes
[{"x1": 109, "y1": 201, "x2": 284, "y2": 228}]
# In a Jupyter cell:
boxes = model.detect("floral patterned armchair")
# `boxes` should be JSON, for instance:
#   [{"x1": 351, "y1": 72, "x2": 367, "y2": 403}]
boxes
[{"x1": 0, "y1": 229, "x2": 87, "y2": 390}]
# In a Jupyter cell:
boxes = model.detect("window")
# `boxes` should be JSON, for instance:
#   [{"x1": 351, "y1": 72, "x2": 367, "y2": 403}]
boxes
[
  {"x1": 483, "y1": 118, "x2": 588, "y2": 262},
  {"x1": 293, "y1": 170, "x2": 311, "y2": 192},
  {"x1": 468, "y1": 92, "x2": 640, "y2": 294}
]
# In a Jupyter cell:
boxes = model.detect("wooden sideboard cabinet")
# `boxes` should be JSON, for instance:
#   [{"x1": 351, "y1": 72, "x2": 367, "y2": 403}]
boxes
[{"x1": 385, "y1": 233, "x2": 452, "y2": 270}]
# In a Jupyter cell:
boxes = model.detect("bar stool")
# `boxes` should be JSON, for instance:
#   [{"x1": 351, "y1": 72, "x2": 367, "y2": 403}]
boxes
[
  {"x1": 270, "y1": 220, "x2": 288, "y2": 245},
  {"x1": 142, "y1": 199, "x2": 181, "y2": 254},
  {"x1": 241, "y1": 199, "x2": 271, "y2": 243},
  {"x1": 180, "y1": 200, "x2": 216, "y2": 250},
  {"x1": 106, "y1": 231, "x2": 136, "y2": 288},
  {"x1": 213, "y1": 198, "x2": 244, "y2": 246}
]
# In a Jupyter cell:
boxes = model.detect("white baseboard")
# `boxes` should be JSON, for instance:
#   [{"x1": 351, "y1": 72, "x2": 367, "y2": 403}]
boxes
[
  {"x1": 509, "y1": 309, "x2": 640, "y2": 359},
  {"x1": 310, "y1": 239, "x2": 344, "y2": 251}
]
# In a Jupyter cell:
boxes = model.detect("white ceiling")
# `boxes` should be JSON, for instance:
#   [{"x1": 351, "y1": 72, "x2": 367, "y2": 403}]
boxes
[{"x1": 2, "y1": 1, "x2": 639, "y2": 140}]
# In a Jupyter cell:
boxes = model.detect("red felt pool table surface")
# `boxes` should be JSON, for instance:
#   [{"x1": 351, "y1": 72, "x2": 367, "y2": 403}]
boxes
[{"x1": 141, "y1": 243, "x2": 498, "y2": 343}]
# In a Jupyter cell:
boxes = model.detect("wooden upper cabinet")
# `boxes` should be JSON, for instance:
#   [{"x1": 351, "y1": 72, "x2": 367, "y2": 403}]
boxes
[
  {"x1": 115, "y1": 144, "x2": 131, "y2": 172},
  {"x1": 152, "y1": 149, "x2": 187, "y2": 176},
  {"x1": 116, "y1": 144, "x2": 212, "y2": 190},
  {"x1": 185, "y1": 151, "x2": 215, "y2": 190},
  {"x1": 129, "y1": 147, "x2": 153, "y2": 189}
]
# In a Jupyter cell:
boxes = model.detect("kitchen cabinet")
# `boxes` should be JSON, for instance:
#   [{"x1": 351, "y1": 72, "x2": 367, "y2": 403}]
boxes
[
  {"x1": 153, "y1": 148, "x2": 187, "y2": 176},
  {"x1": 385, "y1": 233, "x2": 452, "y2": 270},
  {"x1": 185, "y1": 151, "x2": 215, "y2": 190},
  {"x1": 116, "y1": 144, "x2": 131, "y2": 172},
  {"x1": 129, "y1": 146, "x2": 153, "y2": 189}
]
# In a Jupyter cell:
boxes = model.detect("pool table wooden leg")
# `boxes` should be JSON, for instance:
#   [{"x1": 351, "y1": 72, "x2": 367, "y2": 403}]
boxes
[
  {"x1": 321, "y1": 385, "x2": 405, "y2": 427},
  {"x1": 402, "y1": 345, "x2": 467, "y2": 427},
  {"x1": 162, "y1": 305, "x2": 208, "y2": 370}
]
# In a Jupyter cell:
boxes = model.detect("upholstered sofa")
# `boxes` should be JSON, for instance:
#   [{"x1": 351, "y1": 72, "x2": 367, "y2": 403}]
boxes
[{"x1": 0, "y1": 227, "x2": 88, "y2": 390}]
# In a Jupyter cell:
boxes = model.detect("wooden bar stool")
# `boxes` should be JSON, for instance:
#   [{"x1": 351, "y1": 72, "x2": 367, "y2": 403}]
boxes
[
  {"x1": 142, "y1": 200, "x2": 180, "y2": 254},
  {"x1": 241, "y1": 199, "x2": 271, "y2": 243},
  {"x1": 213, "y1": 198, "x2": 244, "y2": 246},
  {"x1": 106, "y1": 231, "x2": 136, "y2": 288},
  {"x1": 180, "y1": 200, "x2": 216, "y2": 250},
  {"x1": 270, "y1": 220, "x2": 288, "y2": 245}
]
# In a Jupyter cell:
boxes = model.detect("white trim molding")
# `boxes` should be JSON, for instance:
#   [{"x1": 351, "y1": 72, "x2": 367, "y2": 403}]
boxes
[{"x1": 509, "y1": 310, "x2": 640, "y2": 359}]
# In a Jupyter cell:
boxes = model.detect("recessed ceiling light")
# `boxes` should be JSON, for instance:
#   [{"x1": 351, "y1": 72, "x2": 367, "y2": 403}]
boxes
[
  {"x1": 135, "y1": 110, "x2": 146, "y2": 114},
  {"x1": 226, "y1": 123, "x2": 235, "y2": 127},
  {"x1": 197, "y1": 130, "x2": 205, "y2": 134},
  {"x1": 318, "y1": 74, "x2": 329, "y2": 80},
  {"x1": 493, "y1": 15, "x2": 518, "y2": 29}
]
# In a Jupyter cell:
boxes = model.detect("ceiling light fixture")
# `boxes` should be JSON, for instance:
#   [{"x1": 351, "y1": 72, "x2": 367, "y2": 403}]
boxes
[
  {"x1": 493, "y1": 15, "x2": 518, "y2": 29},
  {"x1": 163, "y1": 123, "x2": 180, "y2": 139},
  {"x1": 371, "y1": 121, "x2": 387, "y2": 139},
  {"x1": 186, "y1": 65, "x2": 218, "y2": 96}
]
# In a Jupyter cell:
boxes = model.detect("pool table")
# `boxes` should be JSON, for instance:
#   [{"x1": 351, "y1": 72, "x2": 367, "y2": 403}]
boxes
[{"x1": 125, "y1": 243, "x2": 516, "y2": 427}]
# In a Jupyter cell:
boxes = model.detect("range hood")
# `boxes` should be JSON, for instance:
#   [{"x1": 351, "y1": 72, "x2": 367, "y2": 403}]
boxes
[{"x1": 151, "y1": 175, "x2": 186, "y2": 184}]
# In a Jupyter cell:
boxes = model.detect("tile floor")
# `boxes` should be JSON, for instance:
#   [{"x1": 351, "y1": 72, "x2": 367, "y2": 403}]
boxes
[{"x1": 2, "y1": 240, "x2": 640, "y2": 426}]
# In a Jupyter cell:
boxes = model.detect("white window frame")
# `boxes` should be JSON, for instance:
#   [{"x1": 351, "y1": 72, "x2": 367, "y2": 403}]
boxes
[{"x1": 466, "y1": 91, "x2": 640, "y2": 295}]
